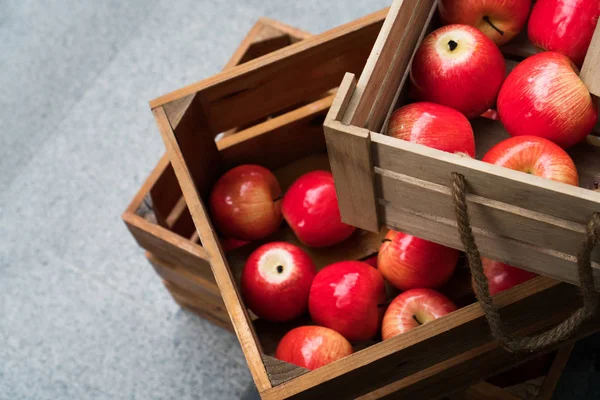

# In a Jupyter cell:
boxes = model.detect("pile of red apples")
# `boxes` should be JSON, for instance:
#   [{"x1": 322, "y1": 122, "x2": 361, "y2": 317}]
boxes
[{"x1": 207, "y1": 0, "x2": 599, "y2": 372}]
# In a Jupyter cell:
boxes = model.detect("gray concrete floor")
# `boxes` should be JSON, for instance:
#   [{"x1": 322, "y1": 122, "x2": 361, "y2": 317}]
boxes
[{"x1": 0, "y1": 1, "x2": 389, "y2": 398}]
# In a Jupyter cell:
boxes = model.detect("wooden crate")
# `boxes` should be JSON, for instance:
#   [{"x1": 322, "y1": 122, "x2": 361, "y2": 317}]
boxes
[
  {"x1": 449, "y1": 343, "x2": 573, "y2": 400},
  {"x1": 147, "y1": 252, "x2": 233, "y2": 331},
  {"x1": 324, "y1": 0, "x2": 600, "y2": 288},
  {"x1": 150, "y1": 7, "x2": 600, "y2": 399},
  {"x1": 122, "y1": 18, "x2": 312, "y2": 324}
]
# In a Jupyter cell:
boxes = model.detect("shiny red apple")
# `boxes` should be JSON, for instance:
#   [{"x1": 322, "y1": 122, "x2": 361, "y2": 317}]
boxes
[
  {"x1": 497, "y1": 52, "x2": 598, "y2": 149},
  {"x1": 282, "y1": 171, "x2": 355, "y2": 248},
  {"x1": 382, "y1": 289, "x2": 457, "y2": 340},
  {"x1": 528, "y1": 0, "x2": 600, "y2": 67},
  {"x1": 473, "y1": 258, "x2": 538, "y2": 296},
  {"x1": 241, "y1": 242, "x2": 317, "y2": 322},
  {"x1": 439, "y1": 0, "x2": 531, "y2": 45},
  {"x1": 209, "y1": 165, "x2": 282, "y2": 241},
  {"x1": 378, "y1": 230, "x2": 459, "y2": 291},
  {"x1": 410, "y1": 24, "x2": 506, "y2": 119},
  {"x1": 388, "y1": 102, "x2": 476, "y2": 157},
  {"x1": 482, "y1": 136, "x2": 579, "y2": 185},
  {"x1": 309, "y1": 261, "x2": 386, "y2": 342},
  {"x1": 275, "y1": 326, "x2": 353, "y2": 370}
]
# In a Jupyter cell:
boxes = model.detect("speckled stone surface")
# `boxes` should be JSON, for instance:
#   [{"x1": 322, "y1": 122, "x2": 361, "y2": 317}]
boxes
[{"x1": 0, "y1": 0, "x2": 389, "y2": 398}]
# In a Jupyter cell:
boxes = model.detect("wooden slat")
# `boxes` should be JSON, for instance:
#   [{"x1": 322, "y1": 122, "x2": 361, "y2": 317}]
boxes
[
  {"x1": 581, "y1": 21, "x2": 600, "y2": 97},
  {"x1": 371, "y1": 126, "x2": 600, "y2": 226},
  {"x1": 345, "y1": 0, "x2": 437, "y2": 132},
  {"x1": 260, "y1": 277, "x2": 590, "y2": 399},
  {"x1": 323, "y1": 77, "x2": 379, "y2": 232},
  {"x1": 162, "y1": 97, "x2": 223, "y2": 201},
  {"x1": 239, "y1": 35, "x2": 291, "y2": 65},
  {"x1": 256, "y1": 17, "x2": 312, "y2": 42},
  {"x1": 163, "y1": 18, "x2": 311, "y2": 131},
  {"x1": 458, "y1": 382, "x2": 521, "y2": 400},
  {"x1": 218, "y1": 94, "x2": 332, "y2": 170},
  {"x1": 378, "y1": 203, "x2": 600, "y2": 289},
  {"x1": 150, "y1": 9, "x2": 388, "y2": 132},
  {"x1": 535, "y1": 344, "x2": 575, "y2": 400},
  {"x1": 375, "y1": 170, "x2": 600, "y2": 263},
  {"x1": 147, "y1": 155, "x2": 182, "y2": 228},
  {"x1": 163, "y1": 280, "x2": 233, "y2": 332},
  {"x1": 223, "y1": 20, "x2": 269, "y2": 69},
  {"x1": 146, "y1": 251, "x2": 221, "y2": 299},
  {"x1": 154, "y1": 106, "x2": 272, "y2": 392},
  {"x1": 122, "y1": 214, "x2": 215, "y2": 283},
  {"x1": 262, "y1": 355, "x2": 310, "y2": 387}
]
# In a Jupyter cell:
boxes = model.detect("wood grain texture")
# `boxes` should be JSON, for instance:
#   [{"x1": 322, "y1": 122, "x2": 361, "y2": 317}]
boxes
[
  {"x1": 378, "y1": 202, "x2": 600, "y2": 289},
  {"x1": 163, "y1": 279, "x2": 233, "y2": 332},
  {"x1": 323, "y1": 75, "x2": 381, "y2": 233},
  {"x1": 374, "y1": 170, "x2": 599, "y2": 263},
  {"x1": 371, "y1": 128, "x2": 600, "y2": 226},
  {"x1": 324, "y1": 119, "x2": 379, "y2": 232},
  {"x1": 150, "y1": 8, "x2": 388, "y2": 132},
  {"x1": 262, "y1": 355, "x2": 310, "y2": 387},
  {"x1": 162, "y1": 18, "x2": 311, "y2": 131},
  {"x1": 218, "y1": 94, "x2": 333, "y2": 171},
  {"x1": 122, "y1": 215, "x2": 215, "y2": 283},
  {"x1": 147, "y1": 155, "x2": 181, "y2": 228},
  {"x1": 457, "y1": 382, "x2": 521, "y2": 400},
  {"x1": 154, "y1": 106, "x2": 272, "y2": 392},
  {"x1": 146, "y1": 251, "x2": 221, "y2": 299},
  {"x1": 581, "y1": 21, "x2": 600, "y2": 97},
  {"x1": 535, "y1": 344, "x2": 574, "y2": 400},
  {"x1": 346, "y1": 0, "x2": 437, "y2": 132},
  {"x1": 260, "y1": 277, "x2": 595, "y2": 399},
  {"x1": 256, "y1": 17, "x2": 312, "y2": 42}
]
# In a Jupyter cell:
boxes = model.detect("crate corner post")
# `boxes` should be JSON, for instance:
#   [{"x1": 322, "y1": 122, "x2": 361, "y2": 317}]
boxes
[
  {"x1": 581, "y1": 20, "x2": 600, "y2": 97},
  {"x1": 324, "y1": 73, "x2": 380, "y2": 233}
]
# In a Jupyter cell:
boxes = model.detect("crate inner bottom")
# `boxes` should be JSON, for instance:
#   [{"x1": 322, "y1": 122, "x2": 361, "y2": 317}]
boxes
[{"x1": 217, "y1": 152, "x2": 480, "y2": 361}]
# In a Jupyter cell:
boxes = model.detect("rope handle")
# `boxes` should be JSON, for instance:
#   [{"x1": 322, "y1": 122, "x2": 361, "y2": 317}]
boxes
[{"x1": 451, "y1": 172, "x2": 600, "y2": 352}]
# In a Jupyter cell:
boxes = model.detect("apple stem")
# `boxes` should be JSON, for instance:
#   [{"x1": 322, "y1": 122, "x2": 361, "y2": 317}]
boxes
[
  {"x1": 276, "y1": 265, "x2": 284, "y2": 274},
  {"x1": 448, "y1": 40, "x2": 458, "y2": 51},
  {"x1": 273, "y1": 194, "x2": 282, "y2": 202},
  {"x1": 381, "y1": 238, "x2": 392, "y2": 243},
  {"x1": 483, "y1": 16, "x2": 504, "y2": 36},
  {"x1": 412, "y1": 315, "x2": 422, "y2": 325}
]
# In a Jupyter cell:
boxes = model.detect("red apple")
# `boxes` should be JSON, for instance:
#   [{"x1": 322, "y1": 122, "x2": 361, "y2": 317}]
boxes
[
  {"x1": 473, "y1": 258, "x2": 538, "y2": 296},
  {"x1": 439, "y1": 0, "x2": 531, "y2": 45},
  {"x1": 275, "y1": 326, "x2": 353, "y2": 370},
  {"x1": 482, "y1": 136, "x2": 579, "y2": 185},
  {"x1": 382, "y1": 289, "x2": 457, "y2": 340},
  {"x1": 388, "y1": 102, "x2": 476, "y2": 157},
  {"x1": 378, "y1": 230, "x2": 459, "y2": 291},
  {"x1": 363, "y1": 255, "x2": 378, "y2": 268},
  {"x1": 209, "y1": 165, "x2": 282, "y2": 241},
  {"x1": 410, "y1": 24, "x2": 506, "y2": 119},
  {"x1": 528, "y1": 0, "x2": 600, "y2": 67},
  {"x1": 309, "y1": 261, "x2": 386, "y2": 342},
  {"x1": 497, "y1": 52, "x2": 597, "y2": 149},
  {"x1": 241, "y1": 242, "x2": 317, "y2": 322},
  {"x1": 220, "y1": 237, "x2": 250, "y2": 252},
  {"x1": 282, "y1": 171, "x2": 355, "y2": 248}
]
